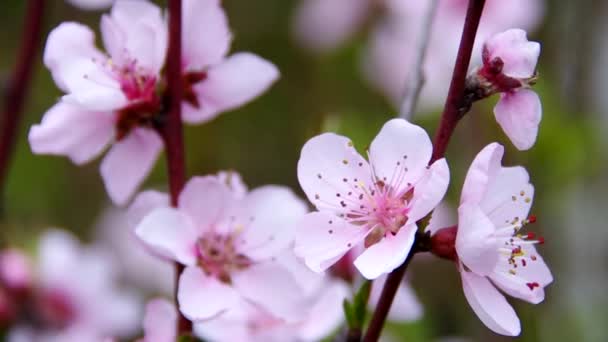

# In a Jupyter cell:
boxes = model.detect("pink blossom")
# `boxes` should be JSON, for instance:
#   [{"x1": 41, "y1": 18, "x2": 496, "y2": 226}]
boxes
[
  {"x1": 180, "y1": 0, "x2": 279, "y2": 124},
  {"x1": 364, "y1": 0, "x2": 544, "y2": 114},
  {"x1": 456, "y1": 143, "x2": 552, "y2": 335},
  {"x1": 140, "y1": 299, "x2": 177, "y2": 342},
  {"x1": 0, "y1": 250, "x2": 32, "y2": 292},
  {"x1": 9, "y1": 229, "x2": 140, "y2": 341},
  {"x1": 29, "y1": 0, "x2": 167, "y2": 205},
  {"x1": 135, "y1": 176, "x2": 309, "y2": 321},
  {"x1": 481, "y1": 29, "x2": 542, "y2": 150},
  {"x1": 195, "y1": 262, "x2": 349, "y2": 342},
  {"x1": 295, "y1": 118, "x2": 449, "y2": 279}
]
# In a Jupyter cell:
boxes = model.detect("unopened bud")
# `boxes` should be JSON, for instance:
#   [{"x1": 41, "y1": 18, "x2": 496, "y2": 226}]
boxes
[{"x1": 430, "y1": 226, "x2": 458, "y2": 261}]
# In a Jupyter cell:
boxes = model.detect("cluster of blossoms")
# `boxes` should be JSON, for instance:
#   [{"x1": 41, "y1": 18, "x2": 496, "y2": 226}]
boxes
[{"x1": 5, "y1": 0, "x2": 554, "y2": 340}]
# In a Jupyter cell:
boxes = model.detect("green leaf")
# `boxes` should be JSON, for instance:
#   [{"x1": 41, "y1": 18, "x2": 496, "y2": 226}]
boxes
[{"x1": 343, "y1": 298, "x2": 356, "y2": 329}]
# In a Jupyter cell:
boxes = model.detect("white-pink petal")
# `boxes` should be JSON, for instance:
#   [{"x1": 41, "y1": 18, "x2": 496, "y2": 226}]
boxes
[
  {"x1": 237, "y1": 186, "x2": 308, "y2": 261},
  {"x1": 182, "y1": 0, "x2": 231, "y2": 70},
  {"x1": 135, "y1": 207, "x2": 198, "y2": 266},
  {"x1": 178, "y1": 266, "x2": 239, "y2": 321},
  {"x1": 354, "y1": 224, "x2": 417, "y2": 279},
  {"x1": 407, "y1": 158, "x2": 450, "y2": 223},
  {"x1": 297, "y1": 132, "x2": 370, "y2": 213},
  {"x1": 482, "y1": 166, "x2": 534, "y2": 229},
  {"x1": 484, "y1": 29, "x2": 540, "y2": 79},
  {"x1": 127, "y1": 190, "x2": 170, "y2": 227},
  {"x1": 28, "y1": 102, "x2": 114, "y2": 165},
  {"x1": 460, "y1": 143, "x2": 504, "y2": 206},
  {"x1": 232, "y1": 262, "x2": 304, "y2": 321},
  {"x1": 178, "y1": 176, "x2": 234, "y2": 231},
  {"x1": 460, "y1": 269, "x2": 521, "y2": 336},
  {"x1": 143, "y1": 298, "x2": 176, "y2": 342},
  {"x1": 66, "y1": 0, "x2": 114, "y2": 11},
  {"x1": 494, "y1": 89, "x2": 542, "y2": 151},
  {"x1": 455, "y1": 205, "x2": 500, "y2": 276},
  {"x1": 100, "y1": 128, "x2": 163, "y2": 205},
  {"x1": 297, "y1": 279, "x2": 350, "y2": 341},
  {"x1": 294, "y1": 212, "x2": 369, "y2": 273},
  {"x1": 182, "y1": 53, "x2": 279, "y2": 124},
  {"x1": 369, "y1": 118, "x2": 433, "y2": 188}
]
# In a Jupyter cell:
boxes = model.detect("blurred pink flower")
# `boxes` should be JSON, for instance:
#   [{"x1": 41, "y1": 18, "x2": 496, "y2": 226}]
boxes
[
  {"x1": 295, "y1": 118, "x2": 449, "y2": 279},
  {"x1": 29, "y1": 0, "x2": 279, "y2": 206},
  {"x1": 0, "y1": 250, "x2": 32, "y2": 292},
  {"x1": 481, "y1": 29, "x2": 542, "y2": 150},
  {"x1": 369, "y1": 274, "x2": 423, "y2": 322},
  {"x1": 66, "y1": 0, "x2": 114, "y2": 10},
  {"x1": 456, "y1": 143, "x2": 553, "y2": 335},
  {"x1": 180, "y1": 0, "x2": 279, "y2": 124},
  {"x1": 364, "y1": 0, "x2": 544, "y2": 114},
  {"x1": 195, "y1": 261, "x2": 349, "y2": 342},
  {"x1": 140, "y1": 298, "x2": 176, "y2": 342},
  {"x1": 29, "y1": 0, "x2": 167, "y2": 205},
  {"x1": 9, "y1": 229, "x2": 140, "y2": 341},
  {"x1": 135, "y1": 176, "x2": 309, "y2": 321}
]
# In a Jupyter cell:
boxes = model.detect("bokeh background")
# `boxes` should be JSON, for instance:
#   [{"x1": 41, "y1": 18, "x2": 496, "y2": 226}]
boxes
[{"x1": 1, "y1": 0, "x2": 607, "y2": 341}]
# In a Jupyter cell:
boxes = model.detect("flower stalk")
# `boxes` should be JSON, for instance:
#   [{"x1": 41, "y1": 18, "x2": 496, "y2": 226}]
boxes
[
  {"x1": 363, "y1": 1, "x2": 486, "y2": 340},
  {"x1": 0, "y1": 0, "x2": 45, "y2": 203},
  {"x1": 162, "y1": 0, "x2": 191, "y2": 334}
]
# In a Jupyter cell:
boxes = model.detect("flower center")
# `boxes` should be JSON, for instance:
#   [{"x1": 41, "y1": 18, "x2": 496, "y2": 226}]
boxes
[{"x1": 196, "y1": 233, "x2": 252, "y2": 283}]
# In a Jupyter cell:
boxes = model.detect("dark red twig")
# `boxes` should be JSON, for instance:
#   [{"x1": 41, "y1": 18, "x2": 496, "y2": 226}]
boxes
[
  {"x1": 363, "y1": 1, "x2": 486, "y2": 340},
  {"x1": 0, "y1": 0, "x2": 45, "y2": 200},
  {"x1": 163, "y1": 0, "x2": 191, "y2": 334}
]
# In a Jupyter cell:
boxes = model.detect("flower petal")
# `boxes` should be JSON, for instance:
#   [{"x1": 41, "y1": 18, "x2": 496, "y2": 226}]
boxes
[
  {"x1": 183, "y1": 53, "x2": 279, "y2": 124},
  {"x1": 236, "y1": 186, "x2": 308, "y2": 261},
  {"x1": 490, "y1": 245, "x2": 553, "y2": 304},
  {"x1": 354, "y1": 224, "x2": 416, "y2": 279},
  {"x1": 369, "y1": 118, "x2": 433, "y2": 191},
  {"x1": 43, "y1": 22, "x2": 105, "y2": 93},
  {"x1": 100, "y1": 128, "x2": 162, "y2": 205},
  {"x1": 407, "y1": 158, "x2": 450, "y2": 222},
  {"x1": 134, "y1": 207, "x2": 198, "y2": 265},
  {"x1": 484, "y1": 29, "x2": 540, "y2": 78},
  {"x1": 297, "y1": 279, "x2": 350, "y2": 340},
  {"x1": 127, "y1": 190, "x2": 170, "y2": 227},
  {"x1": 178, "y1": 266, "x2": 239, "y2": 321},
  {"x1": 66, "y1": 0, "x2": 113, "y2": 10},
  {"x1": 182, "y1": 0, "x2": 231, "y2": 70},
  {"x1": 294, "y1": 212, "x2": 369, "y2": 273},
  {"x1": 456, "y1": 205, "x2": 500, "y2": 276},
  {"x1": 460, "y1": 269, "x2": 521, "y2": 336},
  {"x1": 232, "y1": 261, "x2": 304, "y2": 321},
  {"x1": 482, "y1": 166, "x2": 534, "y2": 229},
  {"x1": 28, "y1": 102, "x2": 114, "y2": 164},
  {"x1": 494, "y1": 90, "x2": 542, "y2": 151},
  {"x1": 297, "y1": 132, "x2": 371, "y2": 214},
  {"x1": 178, "y1": 176, "x2": 234, "y2": 231},
  {"x1": 460, "y1": 143, "x2": 504, "y2": 206},
  {"x1": 143, "y1": 298, "x2": 176, "y2": 342}
]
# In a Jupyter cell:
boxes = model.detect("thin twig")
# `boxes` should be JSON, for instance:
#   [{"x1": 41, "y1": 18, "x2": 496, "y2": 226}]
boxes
[
  {"x1": 398, "y1": 0, "x2": 439, "y2": 118},
  {"x1": 0, "y1": 0, "x2": 45, "y2": 202},
  {"x1": 363, "y1": 1, "x2": 486, "y2": 340},
  {"x1": 164, "y1": 0, "x2": 191, "y2": 334}
]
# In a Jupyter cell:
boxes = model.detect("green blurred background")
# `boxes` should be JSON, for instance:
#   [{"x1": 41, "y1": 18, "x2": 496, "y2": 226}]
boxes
[{"x1": 1, "y1": 0, "x2": 607, "y2": 341}]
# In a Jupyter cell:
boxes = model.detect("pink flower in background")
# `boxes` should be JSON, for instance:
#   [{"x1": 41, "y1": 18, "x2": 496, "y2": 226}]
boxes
[
  {"x1": 9, "y1": 229, "x2": 140, "y2": 341},
  {"x1": 135, "y1": 176, "x2": 309, "y2": 321},
  {"x1": 456, "y1": 143, "x2": 552, "y2": 335},
  {"x1": 180, "y1": 0, "x2": 279, "y2": 124},
  {"x1": 292, "y1": 0, "x2": 371, "y2": 52},
  {"x1": 195, "y1": 263, "x2": 349, "y2": 342},
  {"x1": 66, "y1": 0, "x2": 114, "y2": 10},
  {"x1": 369, "y1": 275, "x2": 423, "y2": 322},
  {"x1": 295, "y1": 118, "x2": 449, "y2": 279},
  {"x1": 29, "y1": 0, "x2": 167, "y2": 205},
  {"x1": 139, "y1": 299, "x2": 176, "y2": 342},
  {"x1": 364, "y1": 0, "x2": 544, "y2": 114},
  {"x1": 0, "y1": 250, "x2": 32, "y2": 292},
  {"x1": 480, "y1": 29, "x2": 542, "y2": 150}
]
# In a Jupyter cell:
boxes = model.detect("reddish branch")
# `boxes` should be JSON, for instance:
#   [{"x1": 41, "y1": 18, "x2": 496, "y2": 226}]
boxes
[
  {"x1": 163, "y1": 0, "x2": 191, "y2": 334},
  {"x1": 363, "y1": 1, "x2": 486, "y2": 341},
  {"x1": 0, "y1": 0, "x2": 45, "y2": 199}
]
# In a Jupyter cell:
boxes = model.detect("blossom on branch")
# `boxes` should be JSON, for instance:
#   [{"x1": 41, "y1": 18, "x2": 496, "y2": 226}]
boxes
[
  {"x1": 295, "y1": 118, "x2": 449, "y2": 279},
  {"x1": 455, "y1": 143, "x2": 552, "y2": 335},
  {"x1": 134, "y1": 175, "x2": 309, "y2": 321}
]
